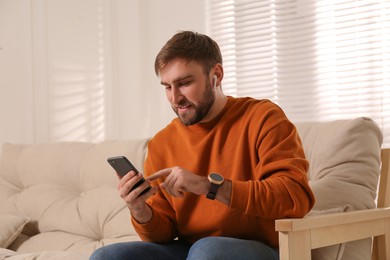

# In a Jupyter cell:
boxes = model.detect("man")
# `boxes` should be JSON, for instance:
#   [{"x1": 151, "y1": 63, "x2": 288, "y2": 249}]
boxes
[{"x1": 90, "y1": 31, "x2": 315, "y2": 260}]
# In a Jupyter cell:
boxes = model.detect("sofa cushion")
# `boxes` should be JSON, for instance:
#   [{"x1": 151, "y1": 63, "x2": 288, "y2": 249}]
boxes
[
  {"x1": 0, "y1": 248, "x2": 89, "y2": 260},
  {"x1": 0, "y1": 214, "x2": 30, "y2": 248},
  {"x1": 296, "y1": 117, "x2": 382, "y2": 211},
  {"x1": 295, "y1": 117, "x2": 382, "y2": 260},
  {"x1": 0, "y1": 139, "x2": 148, "y2": 255}
]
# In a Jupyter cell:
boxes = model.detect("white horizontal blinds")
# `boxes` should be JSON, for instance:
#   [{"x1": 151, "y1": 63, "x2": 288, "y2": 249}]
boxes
[
  {"x1": 309, "y1": 1, "x2": 390, "y2": 124},
  {"x1": 205, "y1": 0, "x2": 278, "y2": 99},
  {"x1": 205, "y1": 0, "x2": 390, "y2": 147},
  {"x1": 273, "y1": 0, "x2": 321, "y2": 122}
]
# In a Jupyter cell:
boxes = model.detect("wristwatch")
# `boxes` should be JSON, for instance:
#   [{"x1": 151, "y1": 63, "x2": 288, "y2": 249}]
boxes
[{"x1": 206, "y1": 173, "x2": 224, "y2": 200}]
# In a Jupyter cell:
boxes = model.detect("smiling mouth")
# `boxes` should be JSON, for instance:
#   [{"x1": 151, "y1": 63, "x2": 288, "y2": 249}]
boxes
[
  {"x1": 177, "y1": 101, "x2": 192, "y2": 110},
  {"x1": 179, "y1": 104, "x2": 191, "y2": 109},
  {"x1": 178, "y1": 105, "x2": 191, "y2": 113}
]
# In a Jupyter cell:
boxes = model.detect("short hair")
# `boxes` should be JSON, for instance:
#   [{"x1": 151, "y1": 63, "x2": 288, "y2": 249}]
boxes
[{"x1": 154, "y1": 31, "x2": 222, "y2": 76}]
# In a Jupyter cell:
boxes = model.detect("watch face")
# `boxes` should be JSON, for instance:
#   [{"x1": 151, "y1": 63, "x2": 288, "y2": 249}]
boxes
[{"x1": 210, "y1": 173, "x2": 223, "y2": 182}]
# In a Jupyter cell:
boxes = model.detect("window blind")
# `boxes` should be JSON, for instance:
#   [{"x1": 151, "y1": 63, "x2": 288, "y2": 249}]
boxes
[{"x1": 205, "y1": 0, "x2": 390, "y2": 148}]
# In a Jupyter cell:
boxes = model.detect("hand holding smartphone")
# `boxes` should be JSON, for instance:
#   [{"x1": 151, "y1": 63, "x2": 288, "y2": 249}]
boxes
[{"x1": 107, "y1": 156, "x2": 151, "y2": 196}]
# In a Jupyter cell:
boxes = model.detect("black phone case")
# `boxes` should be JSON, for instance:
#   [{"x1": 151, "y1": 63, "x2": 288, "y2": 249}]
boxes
[
  {"x1": 107, "y1": 156, "x2": 151, "y2": 195},
  {"x1": 107, "y1": 156, "x2": 139, "y2": 177}
]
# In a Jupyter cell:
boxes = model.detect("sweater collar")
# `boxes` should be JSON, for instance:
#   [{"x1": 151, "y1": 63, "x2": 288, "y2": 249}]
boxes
[{"x1": 180, "y1": 96, "x2": 235, "y2": 132}]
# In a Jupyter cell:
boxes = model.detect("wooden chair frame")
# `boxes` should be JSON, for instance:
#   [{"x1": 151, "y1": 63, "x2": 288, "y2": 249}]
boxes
[{"x1": 276, "y1": 149, "x2": 390, "y2": 260}]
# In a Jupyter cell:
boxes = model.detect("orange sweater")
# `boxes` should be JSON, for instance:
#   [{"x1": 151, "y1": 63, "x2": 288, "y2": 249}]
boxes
[{"x1": 132, "y1": 97, "x2": 315, "y2": 249}]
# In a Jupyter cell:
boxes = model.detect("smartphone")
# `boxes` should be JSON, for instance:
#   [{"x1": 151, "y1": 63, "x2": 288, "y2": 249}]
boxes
[{"x1": 107, "y1": 156, "x2": 151, "y2": 195}]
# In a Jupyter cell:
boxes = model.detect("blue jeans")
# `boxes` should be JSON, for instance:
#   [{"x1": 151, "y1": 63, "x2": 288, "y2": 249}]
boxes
[{"x1": 90, "y1": 236, "x2": 279, "y2": 260}]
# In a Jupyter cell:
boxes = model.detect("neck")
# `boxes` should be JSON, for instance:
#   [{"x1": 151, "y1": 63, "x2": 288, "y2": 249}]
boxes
[{"x1": 200, "y1": 91, "x2": 228, "y2": 124}]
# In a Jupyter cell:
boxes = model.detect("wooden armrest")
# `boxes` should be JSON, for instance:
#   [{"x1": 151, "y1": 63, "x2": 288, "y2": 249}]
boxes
[
  {"x1": 276, "y1": 207, "x2": 390, "y2": 232},
  {"x1": 276, "y1": 207, "x2": 390, "y2": 260}
]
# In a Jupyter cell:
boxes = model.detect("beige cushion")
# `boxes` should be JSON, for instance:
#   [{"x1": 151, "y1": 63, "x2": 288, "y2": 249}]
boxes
[
  {"x1": 0, "y1": 248, "x2": 89, "y2": 260},
  {"x1": 296, "y1": 117, "x2": 382, "y2": 260},
  {"x1": 0, "y1": 140, "x2": 148, "y2": 255},
  {"x1": 0, "y1": 215, "x2": 30, "y2": 248}
]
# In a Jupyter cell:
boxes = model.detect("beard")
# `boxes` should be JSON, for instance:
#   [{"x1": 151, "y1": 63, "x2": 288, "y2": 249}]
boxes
[{"x1": 172, "y1": 79, "x2": 216, "y2": 126}]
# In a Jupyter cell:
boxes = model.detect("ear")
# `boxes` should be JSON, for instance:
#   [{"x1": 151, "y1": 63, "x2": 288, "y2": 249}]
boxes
[{"x1": 211, "y1": 63, "x2": 224, "y2": 88}]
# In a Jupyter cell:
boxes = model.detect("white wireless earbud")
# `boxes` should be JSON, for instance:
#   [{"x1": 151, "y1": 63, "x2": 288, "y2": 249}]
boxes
[{"x1": 213, "y1": 75, "x2": 217, "y2": 88}]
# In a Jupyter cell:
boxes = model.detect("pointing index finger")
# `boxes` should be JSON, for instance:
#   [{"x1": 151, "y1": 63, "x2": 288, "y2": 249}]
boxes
[{"x1": 147, "y1": 168, "x2": 172, "y2": 181}]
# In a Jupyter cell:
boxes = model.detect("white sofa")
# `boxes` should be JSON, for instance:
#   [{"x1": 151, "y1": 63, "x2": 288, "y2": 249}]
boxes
[{"x1": 0, "y1": 117, "x2": 382, "y2": 260}]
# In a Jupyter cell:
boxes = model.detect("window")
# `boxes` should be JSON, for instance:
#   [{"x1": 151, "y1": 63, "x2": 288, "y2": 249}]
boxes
[{"x1": 205, "y1": 0, "x2": 390, "y2": 147}]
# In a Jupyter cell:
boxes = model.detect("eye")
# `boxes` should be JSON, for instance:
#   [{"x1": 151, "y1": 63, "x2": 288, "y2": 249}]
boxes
[
  {"x1": 178, "y1": 81, "x2": 190, "y2": 87},
  {"x1": 163, "y1": 84, "x2": 171, "y2": 91}
]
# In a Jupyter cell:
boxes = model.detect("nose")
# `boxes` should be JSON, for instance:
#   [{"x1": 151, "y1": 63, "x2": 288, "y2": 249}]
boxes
[{"x1": 170, "y1": 86, "x2": 183, "y2": 105}]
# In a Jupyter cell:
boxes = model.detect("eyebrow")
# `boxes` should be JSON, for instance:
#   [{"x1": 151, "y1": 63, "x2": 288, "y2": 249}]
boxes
[{"x1": 160, "y1": 75, "x2": 195, "y2": 86}]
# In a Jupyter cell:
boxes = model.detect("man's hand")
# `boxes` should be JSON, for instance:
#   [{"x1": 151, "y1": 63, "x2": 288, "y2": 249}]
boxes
[
  {"x1": 117, "y1": 171, "x2": 158, "y2": 223},
  {"x1": 147, "y1": 166, "x2": 210, "y2": 198}
]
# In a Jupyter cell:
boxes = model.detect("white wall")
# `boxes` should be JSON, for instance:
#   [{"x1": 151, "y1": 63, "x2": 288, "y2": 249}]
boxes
[
  {"x1": 114, "y1": 0, "x2": 205, "y2": 140},
  {"x1": 0, "y1": 0, "x2": 34, "y2": 144},
  {"x1": 0, "y1": 0, "x2": 205, "y2": 147}
]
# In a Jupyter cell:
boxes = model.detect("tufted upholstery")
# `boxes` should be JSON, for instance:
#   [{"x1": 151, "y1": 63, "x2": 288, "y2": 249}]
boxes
[
  {"x1": 0, "y1": 140, "x2": 148, "y2": 259},
  {"x1": 0, "y1": 117, "x2": 383, "y2": 259}
]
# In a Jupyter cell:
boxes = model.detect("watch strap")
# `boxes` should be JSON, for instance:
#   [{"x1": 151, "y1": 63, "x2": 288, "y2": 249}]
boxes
[{"x1": 206, "y1": 183, "x2": 219, "y2": 200}]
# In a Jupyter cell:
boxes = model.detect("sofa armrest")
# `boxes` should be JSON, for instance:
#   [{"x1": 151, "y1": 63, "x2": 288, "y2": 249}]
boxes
[{"x1": 275, "y1": 207, "x2": 390, "y2": 260}]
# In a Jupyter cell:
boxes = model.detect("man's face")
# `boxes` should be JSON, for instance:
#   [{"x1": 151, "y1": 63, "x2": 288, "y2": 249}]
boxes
[{"x1": 160, "y1": 59, "x2": 215, "y2": 126}]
